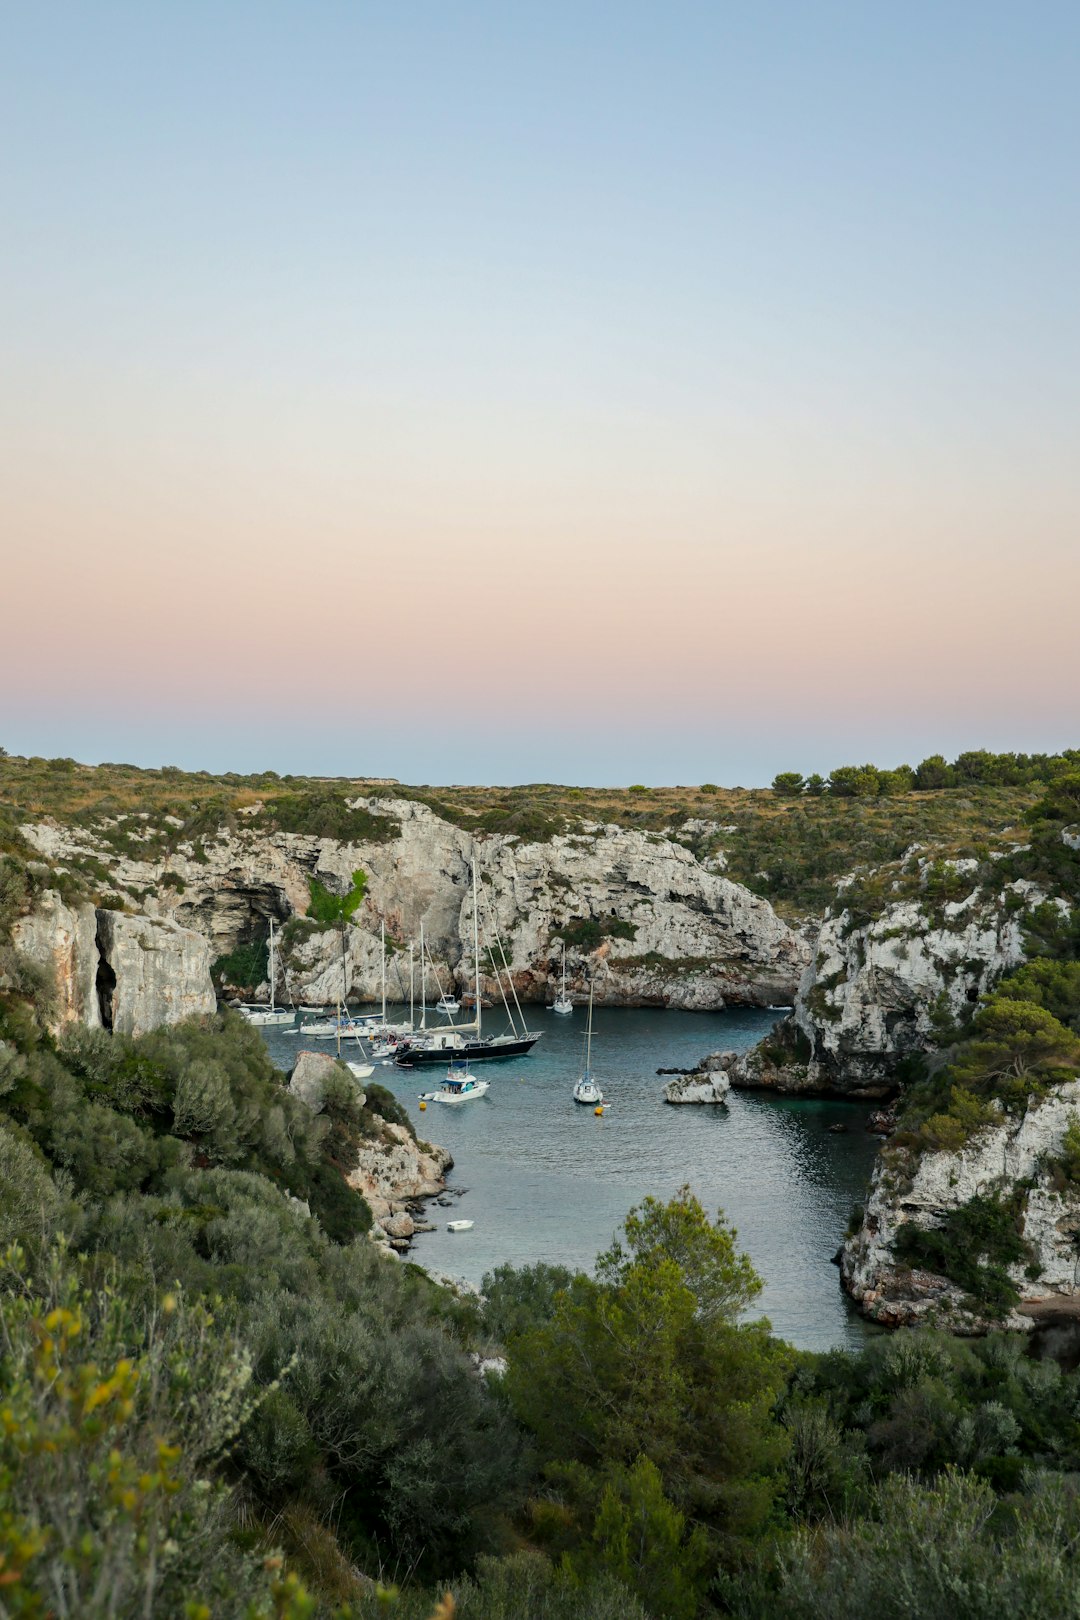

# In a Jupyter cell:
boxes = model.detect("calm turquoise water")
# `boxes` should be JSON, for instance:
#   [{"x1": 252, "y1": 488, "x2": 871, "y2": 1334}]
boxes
[{"x1": 261, "y1": 1004, "x2": 880, "y2": 1352}]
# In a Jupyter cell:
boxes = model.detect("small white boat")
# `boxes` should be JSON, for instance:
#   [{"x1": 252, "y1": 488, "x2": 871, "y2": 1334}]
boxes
[
  {"x1": 447, "y1": 1219, "x2": 474, "y2": 1232},
  {"x1": 419, "y1": 1064, "x2": 490, "y2": 1104},
  {"x1": 551, "y1": 942, "x2": 573, "y2": 1015},
  {"x1": 768, "y1": 1004, "x2": 794, "y2": 1012},
  {"x1": 347, "y1": 1061, "x2": 375, "y2": 1080},
  {"x1": 573, "y1": 981, "x2": 605, "y2": 1105},
  {"x1": 436, "y1": 994, "x2": 460, "y2": 1014}
]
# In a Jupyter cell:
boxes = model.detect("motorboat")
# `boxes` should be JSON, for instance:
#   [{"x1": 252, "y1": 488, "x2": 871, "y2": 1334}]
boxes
[
  {"x1": 447, "y1": 1219, "x2": 474, "y2": 1232},
  {"x1": 550, "y1": 942, "x2": 573, "y2": 1015},
  {"x1": 419, "y1": 1064, "x2": 490, "y2": 1104},
  {"x1": 573, "y1": 981, "x2": 605, "y2": 1105},
  {"x1": 436, "y1": 994, "x2": 460, "y2": 1014}
]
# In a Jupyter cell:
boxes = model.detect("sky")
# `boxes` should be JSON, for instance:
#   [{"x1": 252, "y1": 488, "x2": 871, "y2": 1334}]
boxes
[{"x1": 2, "y1": 2, "x2": 1078, "y2": 786}]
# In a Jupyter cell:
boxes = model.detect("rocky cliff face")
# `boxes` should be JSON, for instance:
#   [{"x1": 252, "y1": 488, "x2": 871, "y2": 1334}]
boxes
[
  {"x1": 841, "y1": 1084, "x2": 1080, "y2": 1331},
  {"x1": 724, "y1": 857, "x2": 1047, "y2": 1098},
  {"x1": 12, "y1": 889, "x2": 214, "y2": 1037},
  {"x1": 21, "y1": 798, "x2": 809, "y2": 1014}
]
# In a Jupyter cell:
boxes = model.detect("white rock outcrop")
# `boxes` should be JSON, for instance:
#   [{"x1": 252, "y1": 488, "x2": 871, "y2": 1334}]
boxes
[
  {"x1": 12, "y1": 889, "x2": 101, "y2": 1029},
  {"x1": 728, "y1": 854, "x2": 1057, "y2": 1097},
  {"x1": 95, "y1": 910, "x2": 215, "y2": 1036},
  {"x1": 842, "y1": 1081, "x2": 1080, "y2": 1330},
  {"x1": 347, "y1": 1124, "x2": 453, "y2": 1230},
  {"x1": 663, "y1": 1054, "x2": 732, "y2": 1104}
]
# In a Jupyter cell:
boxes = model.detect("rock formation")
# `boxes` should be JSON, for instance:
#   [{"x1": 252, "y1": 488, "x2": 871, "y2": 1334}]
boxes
[
  {"x1": 723, "y1": 856, "x2": 1051, "y2": 1098},
  {"x1": 13, "y1": 890, "x2": 215, "y2": 1037},
  {"x1": 20, "y1": 798, "x2": 809, "y2": 1014},
  {"x1": 841, "y1": 1084, "x2": 1080, "y2": 1332},
  {"x1": 283, "y1": 1047, "x2": 452, "y2": 1247},
  {"x1": 12, "y1": 890, "x2": 100, "y2": 1029},
  {"x1": 663, "y1": 1053, "x2": 732, "y2": 1104},
  {"x1": 94, "y1": 911, "x2": 215, "y2": 1036}
]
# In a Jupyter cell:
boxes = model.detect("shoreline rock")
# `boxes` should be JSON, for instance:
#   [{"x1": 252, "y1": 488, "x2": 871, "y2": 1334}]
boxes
[{"x1": 663, "y1": 1052, "x2": 731, "y2": 1104}]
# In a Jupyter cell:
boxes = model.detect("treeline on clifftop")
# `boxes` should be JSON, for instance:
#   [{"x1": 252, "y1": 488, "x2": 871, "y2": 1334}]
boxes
[
  {"x1": 5, "y1": 899, "x2": 1080, "y2": 1616},
  {"x1": 771, "y1": 747, "x2": 1080, "y2": 798}
]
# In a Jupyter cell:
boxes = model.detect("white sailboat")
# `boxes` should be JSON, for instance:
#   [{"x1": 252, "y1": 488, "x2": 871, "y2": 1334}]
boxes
[
  {"x1": 551, "y1": 943, "x2": 573, "y2": 1015},
  {"x1": 239, "y1": 919, "x2": 294, "y2": 1027},
  {"x1": 572, "y1": 981, "x2": 604, "y2": 1105}
]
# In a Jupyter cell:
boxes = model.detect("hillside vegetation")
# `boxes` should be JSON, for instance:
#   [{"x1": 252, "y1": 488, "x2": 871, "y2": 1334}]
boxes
[
  {"x1": 2, "y1": 746, "x2": 1068, "y2": 920},
  {"x1": 5, "y1": 846, "x2": 1080, "y2": 1614}
]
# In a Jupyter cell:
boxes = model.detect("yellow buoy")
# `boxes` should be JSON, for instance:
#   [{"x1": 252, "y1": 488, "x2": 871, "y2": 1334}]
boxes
[
  {"x1": 419, "y1": 1100, "x2": 427, "y2": 1111},
  {"x1": 594, "y1": 1105, "x2": 604, "y2": 1116}
]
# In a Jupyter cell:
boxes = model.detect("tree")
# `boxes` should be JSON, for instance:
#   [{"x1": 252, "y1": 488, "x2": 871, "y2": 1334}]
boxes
[
  {"x1": 565, "y1": 1457, "x2": 711, "y2": 1620},
  {"x1": 804, "y1": 774, "x2": 826, "y2": 796},
  {"x1": 915, "y1": 754, "x2": 955, "y2": 790},
  {"x1": 952, "y1": 997, "x2": 1080, "y2": 1095},
  {"x1": 1029, "y1": 770, "x2": 1080, "y2": 824},
  {"x1": 828, "y1": 765, "x2": 881, "y2": 798},
  {"x1": 504, "y1": 1190, "x2": 791, "y2": 1566},
  {"x1": 772, "y1": 773, "x2": 805, "y2": 797}
]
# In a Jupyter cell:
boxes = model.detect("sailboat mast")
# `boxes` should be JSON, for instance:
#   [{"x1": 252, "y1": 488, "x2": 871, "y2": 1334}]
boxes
[
  {"x1": 381, "y1": 919, "x2": 387, "y2": 1023},
  {"x1": 561, "y1": 941, "x2": 567, "y2": 1000},
  {"x1": 472, "y1": 857, "x2": 482, "y2": 1042},
  {"x1": 585, "y1": 980, "x2": 594, "y2": 1074},
  {"x1": 268, "y1": 918, "x2": 276, "y2": 1013},
  {"x1": 409, "y1": 942, "x2": 415, "y2": 1028},
  {"x1": 420, "y1": 921, "x2": 427, "y2": 1030}
]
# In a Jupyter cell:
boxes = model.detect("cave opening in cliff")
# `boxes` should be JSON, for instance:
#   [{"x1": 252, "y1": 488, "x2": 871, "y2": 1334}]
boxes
[{"x1": 95, "y1": 922, "x2": 116, "y2": 1030}]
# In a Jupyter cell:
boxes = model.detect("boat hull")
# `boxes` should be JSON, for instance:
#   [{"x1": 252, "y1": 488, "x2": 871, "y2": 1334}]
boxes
[{"x1": 396, "y1": 1033, "x2": 541, "y2": 1066}]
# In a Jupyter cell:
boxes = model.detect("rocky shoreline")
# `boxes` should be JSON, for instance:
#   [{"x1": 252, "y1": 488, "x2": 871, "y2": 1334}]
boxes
[{"x1": 287, "y1": 1049, "x2": 453, "y2": 1253}]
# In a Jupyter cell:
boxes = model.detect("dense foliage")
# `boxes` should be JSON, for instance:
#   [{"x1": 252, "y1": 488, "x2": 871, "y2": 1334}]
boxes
[
  {"x1": 4, "y1": 951, "x2": 1080, "y2": 1618},
  {"x1": 773, "y1": 749, "x2": 1080, "y2": 799}
]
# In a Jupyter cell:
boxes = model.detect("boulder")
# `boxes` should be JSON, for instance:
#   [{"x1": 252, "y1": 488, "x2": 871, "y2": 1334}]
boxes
[
  {"x1": 663, "y1": 1054, "x2": 731, "y2": 1104},
  {"x1": 288, "y1": 1049, "x2": 341, "y2": 1113}
]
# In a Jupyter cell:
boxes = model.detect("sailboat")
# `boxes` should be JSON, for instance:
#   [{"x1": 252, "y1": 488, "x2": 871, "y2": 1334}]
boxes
[
  {"x1": 238, "y1": 919, "x2": 294, "y2": 1027},
  {"x1": 395, "y1": 859, "x2": 541, "y2": 1066},
  {"x1": 551, "y1": 943, "x2": 573, "y2": 1015},
  {"x1": 572, "y1": 981, "x2": 604, "y2": 1105}
]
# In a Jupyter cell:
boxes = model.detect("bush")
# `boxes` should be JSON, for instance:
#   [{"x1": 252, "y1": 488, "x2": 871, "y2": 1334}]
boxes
[{"x1": 893, "y1": 1193, "x2": 1030, "y2": 1316}]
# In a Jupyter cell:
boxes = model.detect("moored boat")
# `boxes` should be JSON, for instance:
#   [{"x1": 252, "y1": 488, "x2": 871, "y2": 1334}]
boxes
[
  {"x1": 419, "y1": 1063, "x2": 491, "y2": 1104},
  {"x1": 572, "y1": 981, "x2": 604, "y2": 1105}
]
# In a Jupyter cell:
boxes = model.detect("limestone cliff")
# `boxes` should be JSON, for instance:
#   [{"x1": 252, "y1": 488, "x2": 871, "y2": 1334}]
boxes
[
  {"x1": 725, "y1": 855, "x2": 1051, "y2": 1098},
  {"x1": 12, "y1": 888, "x2": 215, "y2": 1037},
  {"x1": 841, "y1": 1083, "x2": 1080, "y2": 1331},
  {"x1": 21, "y1": 798, "x2": 808, "y2": 1014}
]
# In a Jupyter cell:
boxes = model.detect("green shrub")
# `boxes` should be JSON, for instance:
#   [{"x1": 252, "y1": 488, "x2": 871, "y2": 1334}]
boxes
[
  {"x1": 893, "y1": 1192, "x2": 1030, "y2": 1316},
  {"x1": 307, "y1": 867, "x2": 367, "y2": 924}
]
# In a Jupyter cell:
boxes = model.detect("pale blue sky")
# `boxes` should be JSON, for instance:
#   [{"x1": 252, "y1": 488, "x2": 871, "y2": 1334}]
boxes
[{"x1": 3, "y1": 4, "x2": 1078, "y2": 783}]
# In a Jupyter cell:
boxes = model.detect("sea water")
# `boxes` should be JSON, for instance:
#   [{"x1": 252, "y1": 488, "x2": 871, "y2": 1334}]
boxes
[{"x1": 261, "y1": 1004, "x2": 881, "y2": 1352}]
